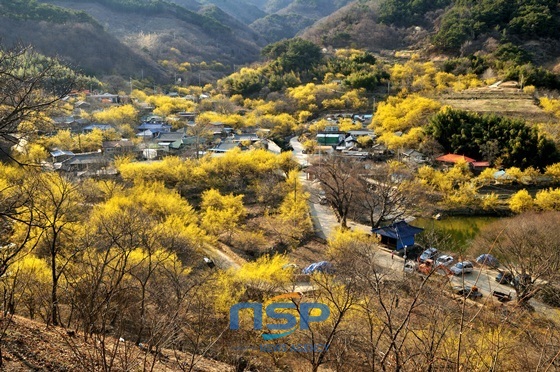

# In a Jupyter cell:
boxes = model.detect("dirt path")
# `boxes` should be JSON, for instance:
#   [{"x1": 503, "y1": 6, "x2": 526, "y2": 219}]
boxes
[{"x1": 202, "y1": 242, "x2": 245, "y2": 270}]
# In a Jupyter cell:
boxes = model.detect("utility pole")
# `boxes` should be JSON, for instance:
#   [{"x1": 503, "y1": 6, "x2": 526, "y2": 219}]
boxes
[{"x1": 293, "y1": 176, "x2": 297, "y2": 228}]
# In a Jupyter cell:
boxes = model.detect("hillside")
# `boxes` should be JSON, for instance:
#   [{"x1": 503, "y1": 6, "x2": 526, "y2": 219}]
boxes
[
  {"x1": 276, "y1": 0, "x2": 354, "y2": 19},
  {"x1": 6, "y1": 0, "x2": 560, "y2": 86},
  {"x1": 1, "y1": 0, "x2": 381, "y2": 81},
  {"x1": 200, "y1": 0, "x2": 267, "y2": 24},
  {"x1": 302, "y1": 0, "x2": 410, "y2": 51},
  {"x1": 1, "y1": 0, "x2": 267, "y2": 83},
  {"x1": 250, "y1": 0, "x2": 354, "y2": 43},
  {"x1": 0, "y1": 0, "x2": 167, "y2": 80},
  {"x1": 45, "y1": 0, "x2": 266, "y2": 62},
  {"x1": 250, "y1": 13, "x2": 316, "y2": 43},
  {"x1": 0, "y1": 16, "x2": 167, "y2": 80},
  {"x1": 0, "y1": 315, "x2": 234, "y2": 371},
  {"x1": 439, "y1": 85, "x2": 554, "y2": 123},
  {"x1": 303, "y1": 0, "x2": 560, "y2": 70}
]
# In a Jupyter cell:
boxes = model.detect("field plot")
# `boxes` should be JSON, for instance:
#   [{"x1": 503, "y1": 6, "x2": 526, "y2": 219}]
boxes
[{"x1": 439, "y1": 88, "x2": 555, "y2": 123}]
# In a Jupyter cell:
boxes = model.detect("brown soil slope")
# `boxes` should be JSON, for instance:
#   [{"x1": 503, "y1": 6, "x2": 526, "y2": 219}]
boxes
[{"x1": 0, "y1": 315, "x2": 233, "y2": 371}]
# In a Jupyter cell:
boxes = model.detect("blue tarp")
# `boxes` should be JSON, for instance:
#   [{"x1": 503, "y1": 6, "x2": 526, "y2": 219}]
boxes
[
  {"x1": 372, "y1": 221, "x2": 424, "y2": 250},
  {"x1": 302, "y1": 261, "x2": 334, "y2": 275}
]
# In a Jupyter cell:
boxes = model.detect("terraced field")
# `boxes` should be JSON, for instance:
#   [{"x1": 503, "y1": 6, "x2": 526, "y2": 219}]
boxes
[{"x1": 439, "y1": 87, "x2": 555, "y2": 123}]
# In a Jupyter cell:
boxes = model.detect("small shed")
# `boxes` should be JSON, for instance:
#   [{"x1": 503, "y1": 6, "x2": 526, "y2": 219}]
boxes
[
  {"x1": 372, "y1": 221, "x2": 424, "y2": 250},
  {"x1": 317, "y1": 133, "x2": 345, "y2": 146},
  {"x1": 51, "y1": 149, "x2": 75, "y2": 163}
]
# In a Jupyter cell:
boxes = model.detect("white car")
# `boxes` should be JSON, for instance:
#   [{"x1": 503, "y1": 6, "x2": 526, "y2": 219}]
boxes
[
  {"x1": 404, "y1": 260, "x2": 417, "y2": 273},
  {"x1": 450, "y1": 261, "x2": 474, "y2": 276},
  {"x1": 435, "y1": 255, "x2": 454, "y2": 267}
]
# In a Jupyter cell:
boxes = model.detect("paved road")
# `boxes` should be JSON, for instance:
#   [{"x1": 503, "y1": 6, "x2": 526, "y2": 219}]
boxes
[
  {"x1": 197, "y1": 140, "x2": 544, "y2": 308},
  {"x1": 291, "y1": 137, "x2": 517, "y2": 302},
  {"x1": 205, "y1": 138, "x2": 518, "y2": 302}
]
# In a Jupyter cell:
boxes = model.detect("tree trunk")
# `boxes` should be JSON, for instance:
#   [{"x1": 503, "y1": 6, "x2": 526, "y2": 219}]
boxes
[
  {"x1": 341, "y1": 216, "x2": 348, "y2": 229},
  {"x1": 51, "y1": 252, "x2": 59, "y2": 326},
  {"x1": 135, "y1": 285, "x2": 147, "y2": 346}
]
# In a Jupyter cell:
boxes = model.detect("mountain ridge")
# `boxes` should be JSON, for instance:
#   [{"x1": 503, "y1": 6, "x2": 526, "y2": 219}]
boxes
[{"x1": 5, "y1": 0, "x2": 560, "y2": 84}]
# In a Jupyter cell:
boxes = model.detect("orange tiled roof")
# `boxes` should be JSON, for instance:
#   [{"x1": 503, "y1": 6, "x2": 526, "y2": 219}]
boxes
[{"x1": 435, "y1": 153, "x2": 476, "y2": 163}]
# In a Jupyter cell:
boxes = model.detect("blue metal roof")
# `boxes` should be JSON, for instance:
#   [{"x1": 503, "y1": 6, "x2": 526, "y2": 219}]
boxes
[{"x1": 371, "y1": 221, "x2": 424, "y2": 239}]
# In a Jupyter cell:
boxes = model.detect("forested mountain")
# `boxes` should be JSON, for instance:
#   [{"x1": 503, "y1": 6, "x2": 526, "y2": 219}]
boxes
[
  {"x1": 304, "y1": 0, "x2": 560, "y2": 70},
  {"x1": 4, "y1": 0, "x2": 560, "y2": 84},
  {"x1": 0, "y1": 0, "x2": 357, "y2": 83},
  {"x1": 302, "y1": 0, "x2": 409, "y2": 51},
  {"x1": 199, "y1": 0, "x2": 267, "y2": 24},
  {"x1": 249, "y1": 0, "x2": 355, "y2": 43},
  {"x1": 0, "y1": 0, "x2": 168, "y2": 80},
  {"x1": 2, "y1": 0, "x2": 267, "y2": 83}
]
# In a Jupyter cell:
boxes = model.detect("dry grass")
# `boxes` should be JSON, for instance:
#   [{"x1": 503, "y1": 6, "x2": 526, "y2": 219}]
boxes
[
  {"x1": 286, "y1": 236, "x2": 329, "y2": 268},
  {"x1": 439, "y1": 87, "x2": 556, "y2": 123},
  {"x1": 0, "y1": 315, "x2": 234, "y2": 371}
]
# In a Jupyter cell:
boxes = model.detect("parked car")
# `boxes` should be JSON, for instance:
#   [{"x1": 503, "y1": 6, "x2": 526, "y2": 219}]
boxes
[
  {"x1": 450, "y1": 261, "x2": 474, "y2": 275},
  {"x1": 435, "y1": 255, "x2": 454, "y2": 267},
  {"x1": 495, "y1": 272, "x2": 531, "y2": 288},
  {"x1": 403, "y1": 260, "x2": 417, "y2": 273},
  {"x1": 495, "y1": 270, "x2": 514, "y2": 285},
  {"x1": 203, "y1": 257, "x2": 215, "y2": 268},
  {"x1": 476, "y1": 253, "x2": 499, "y2": 268},
  {"x1": 418, "y1": 247, "x2": 438, "y2": 263},
  {"x1": 418, "y1": 259, "x2": 453, "y2": 276},
  {"x1": 453, "y1": 285, "x2": 483, "y2": 299},
  {"x1": 492, "y1": 290, "x2": 513, "y2": 302}
]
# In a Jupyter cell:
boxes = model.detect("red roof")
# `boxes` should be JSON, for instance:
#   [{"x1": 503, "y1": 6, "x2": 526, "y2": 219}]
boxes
[
  {"x1": 472, "y1": 161, "x2": 490, "y2": 167},
  {"x1": 435, "y1": 154, "x2": 476, "y2": 163}
]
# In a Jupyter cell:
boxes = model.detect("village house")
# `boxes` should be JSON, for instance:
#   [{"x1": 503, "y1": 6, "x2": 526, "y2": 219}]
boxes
[
  {"x1": 156, "y1": 131, "x2": 188, "y2": 151},
  {"x1": 102, "y1": 140, "x2": 137, "y2": 156},
  {"x1": 50, "y1": 149, "x2": 75, "y2": 163},
  {"x1": 137, "y1": 123, "x2": 172, "y2": 137},
  {"x1": 402, "y1": 149, "x2": 427, "y2": 164},
  {"x1": 73, "y1": 100, "x2": 91, "y2": 111},
  {"x1": 57, "y1": 151, "x2": 110, "y2": 175},
  {"x1": 436, "y1": 153, "x2": 490, "y2": 172},
  {"x1": 86, "y1": 93, "x2": 120, "y2": 104},
  {"x1": 316, "y1": 132, "x2": 345, "y2": 146}
]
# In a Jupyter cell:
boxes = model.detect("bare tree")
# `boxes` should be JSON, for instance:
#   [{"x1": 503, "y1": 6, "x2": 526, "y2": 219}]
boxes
[
  {"x1": 187, "y1": 117, "x2": 213, "y2": 159},
  {"x1": 30, "y1": 172, "x2": 85, "y2": 326},
  {"x1": 0, "y1": 44, "x2": 73, "y2": 153},
  {"x1": 356, "y1": 163, "x2": 415, "y2": 229},
  {"x1": 472, "y1": 211, "x2": 560, "y2": 304},
  {"x1": 348, "y1": 241, "x2": 438, "y2": 371},
  {"x1": 290, "y1": 272, "x2": 359, "y2": 372},
  {"x1": 311, "y1": 155, "x2": 362, "y2": 229}
]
